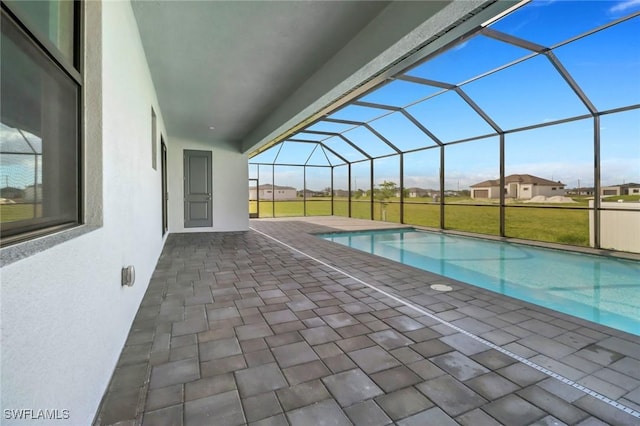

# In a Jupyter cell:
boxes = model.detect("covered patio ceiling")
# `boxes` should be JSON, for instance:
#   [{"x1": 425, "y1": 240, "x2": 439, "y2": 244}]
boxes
[{"x1": 130, "y1": 0, "x2": 518, "y2": 153}]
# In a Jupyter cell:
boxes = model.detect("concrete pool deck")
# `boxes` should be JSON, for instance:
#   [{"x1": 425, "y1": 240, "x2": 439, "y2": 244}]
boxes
[{"x1": 95, "y1": 217, "x2": 640, "y2": 425}]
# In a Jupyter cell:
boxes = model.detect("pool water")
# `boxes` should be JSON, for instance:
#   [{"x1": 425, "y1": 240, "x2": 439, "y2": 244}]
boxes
[{"x1": 318, "y1": 228, "x2": 640, "y2": 336}]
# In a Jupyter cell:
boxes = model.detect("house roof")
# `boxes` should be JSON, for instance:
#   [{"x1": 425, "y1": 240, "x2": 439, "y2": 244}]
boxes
[
  {"x1": 255, "y1": 184, "x2": 296, "y2": 191},
  {"x1": 471, "y1": 174, "x2": 565, "y2": 188},
  {"x1": 606, "y1": 182, "x2": 640, "y2": 188}
]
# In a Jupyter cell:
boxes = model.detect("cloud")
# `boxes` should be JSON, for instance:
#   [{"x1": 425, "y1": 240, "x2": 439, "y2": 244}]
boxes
[{"x1": 609, "y1": 0, "x2": 640, "y2": 14}]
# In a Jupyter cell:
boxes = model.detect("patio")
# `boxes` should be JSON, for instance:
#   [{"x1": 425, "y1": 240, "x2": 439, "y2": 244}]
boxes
[{"x1": 95, "y1": 217, "x2": 640, "y2": 425}]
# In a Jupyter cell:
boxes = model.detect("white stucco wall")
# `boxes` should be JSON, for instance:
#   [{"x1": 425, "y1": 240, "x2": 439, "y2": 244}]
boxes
[
  {"x1": 1, "y1": 2, "x2": 167, "y2": 424},
  {"x1": 531, "y1": 185, "x2": 565, "y2": 198},
  {"x1": 168, "y1": 138, "x2": 249, "y2": 233}
]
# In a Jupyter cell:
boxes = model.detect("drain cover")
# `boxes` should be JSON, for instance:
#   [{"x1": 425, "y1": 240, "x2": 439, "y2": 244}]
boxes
[{"x1": 430, "y1": 283, "x2": 453, "y2": 292}]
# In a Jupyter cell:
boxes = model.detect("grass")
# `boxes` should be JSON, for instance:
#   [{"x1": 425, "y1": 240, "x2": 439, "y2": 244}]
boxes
[
  {"x1": 0, "y1": 204, "x2": 40, "y2": 223},
  {"x1": 251, "y1": 197, "x2": 592, "y2": 246}
]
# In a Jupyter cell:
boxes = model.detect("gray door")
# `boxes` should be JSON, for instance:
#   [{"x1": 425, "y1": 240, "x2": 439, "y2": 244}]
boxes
[{"x1": 184, "y1": 150, "x2": 212, "y2": 228}]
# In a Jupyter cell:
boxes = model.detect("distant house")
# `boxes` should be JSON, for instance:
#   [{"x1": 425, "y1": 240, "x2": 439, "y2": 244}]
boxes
[
  {"x1": 471, "y1": 174, "x2": 566, "y2": 200},
  {"x1": 298, "y1": 189, "x2": 324, "y2": 198},
  {"x1": 566, "y1": 187, "x2": 595, "y2": 196},
  {"x1": 249, "y1": 184, "x2": 297, "y2": 200},
  {"x1": 601, "y1": 183, "x2": 640, "y2": 196},
  {"x1": 405, "y1": 187, "x2": 431, "y2": 198},
  {"x1": 23, "y1": 184, "x2": 43, "y2": 202},
  {"x1": 0, "y1": 186, "x2": 25, "y2": 200},
  {"x1": 333, "y1": 189, "x2": 349, "y2": 197}
]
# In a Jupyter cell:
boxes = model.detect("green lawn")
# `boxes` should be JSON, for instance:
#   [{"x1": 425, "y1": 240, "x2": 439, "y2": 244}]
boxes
[
  {"x1": 251, "y1": 197, "x2": 592, "y2": 247},
  {"x1": 0, "y1": 204, "x2": 40, "y2": 223}
]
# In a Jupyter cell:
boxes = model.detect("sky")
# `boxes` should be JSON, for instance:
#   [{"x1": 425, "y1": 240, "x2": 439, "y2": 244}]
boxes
[{"x1": 250, "y1": 0, "x2": 640, "y2": 192}]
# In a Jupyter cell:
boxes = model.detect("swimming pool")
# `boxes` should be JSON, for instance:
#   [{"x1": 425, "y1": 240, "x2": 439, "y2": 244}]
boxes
[{"x1": 318, "y1": 228, "x2": 640, "y2": 336}]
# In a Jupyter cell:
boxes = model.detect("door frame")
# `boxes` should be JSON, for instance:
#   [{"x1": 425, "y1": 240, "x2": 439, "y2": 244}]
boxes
[
  {"x1": 249, "y1": 178, "x2": 259, "y2": 218},
  {"x1": 183, "y1": 149, "x2": 213, "y2": 228},
  {"x1": 161, "y1": 137, "x2": 168, "y2": 235}
]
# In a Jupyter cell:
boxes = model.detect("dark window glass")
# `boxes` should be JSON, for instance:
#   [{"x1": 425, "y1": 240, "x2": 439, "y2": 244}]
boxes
[
  {"x1": 1, "y1": 7, "x2": 79, "y2": 243},
  {"x1": 3, "y1": 0, "x2": 75, "y2": 62}
]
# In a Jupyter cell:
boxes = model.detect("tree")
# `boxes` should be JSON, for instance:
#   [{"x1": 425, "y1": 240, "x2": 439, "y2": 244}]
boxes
[{"x1": 375, "y1": 180, "x2": 398, "y2": 221}]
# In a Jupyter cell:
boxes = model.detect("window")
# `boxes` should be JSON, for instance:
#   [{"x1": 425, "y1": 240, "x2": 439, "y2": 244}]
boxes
[
  {"x1": 1, "y1": 2, "x2": 81, "y2": 245},
  {"x1": 151, "y1": 107, "x2": 157, "y2": 170}
]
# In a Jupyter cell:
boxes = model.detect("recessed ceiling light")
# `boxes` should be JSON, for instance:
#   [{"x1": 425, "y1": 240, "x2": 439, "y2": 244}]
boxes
[{"x1": 208, "y1": 126, "x2": 215, "y2": 130}]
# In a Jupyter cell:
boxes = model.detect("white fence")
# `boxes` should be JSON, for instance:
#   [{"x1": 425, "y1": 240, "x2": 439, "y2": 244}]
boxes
[{"x1": 589, "y1": 201, "x2": 640, "y2": 253}]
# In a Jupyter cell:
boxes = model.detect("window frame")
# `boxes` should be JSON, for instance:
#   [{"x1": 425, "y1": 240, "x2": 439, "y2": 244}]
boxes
[{"x1": 0, "y1": 0, "x2": 83, "y2": 247}]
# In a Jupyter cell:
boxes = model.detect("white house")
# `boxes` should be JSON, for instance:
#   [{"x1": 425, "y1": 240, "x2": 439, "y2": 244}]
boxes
[
  {"x1": 471, "y1": 174, "x2": 566, "y2": 200},
  {"x1": 249, "y1": 184, "x2": 297, "y2": 200},
  {"x1": 601, "y1": 183, "x2": 640, "y2": 196}
]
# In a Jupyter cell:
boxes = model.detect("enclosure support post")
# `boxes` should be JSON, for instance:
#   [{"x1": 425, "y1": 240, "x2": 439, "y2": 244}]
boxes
[
  {"x1": 303, "y1": 166, "x2": 307, "y2": 217},
  {"x1": 400, "y1": 153, "x2": 404, "y2": 224},
  {"x1": 593, "y1": 115, "x2": 601, "y2": 249},
  {"x1": 348, "y1": 163, "x2": 352, "y2": 218},
  {"x1": 272, "y1": 164, "x2": 275, "y2": 218},
  {"x1": 440, "y1": 146, "x2": 445, "y2": 229},
  {"x1": 499, "y1": 133, "x2": 505, "y2": 237},
  {"x1": 330, "y1": 166, "x2": 334, "y2": 216},
  {"x1": 370, "y1": 159, "x2": 374, "y2": 220}
]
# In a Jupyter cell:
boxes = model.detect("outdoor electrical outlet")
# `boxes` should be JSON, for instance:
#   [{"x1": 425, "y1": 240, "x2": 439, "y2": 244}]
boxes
[{"x1": 121, "y1": 266, "x2": 135, "y2": 287}]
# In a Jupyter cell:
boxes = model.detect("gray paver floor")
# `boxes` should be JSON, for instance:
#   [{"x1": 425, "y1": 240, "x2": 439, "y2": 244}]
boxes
[{"x1": 95, "y1": 218, "x2": 640, "y2": 425}]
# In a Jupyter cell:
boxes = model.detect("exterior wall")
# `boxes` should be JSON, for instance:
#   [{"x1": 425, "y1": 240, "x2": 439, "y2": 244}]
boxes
[
  {"x1": 518, "y1": 183, "x2": 533, "y2": 199},
  {"x1": 1, "y1": 2, "x2": 168, "y2": 424},
  {"x1": 601, "y1": 186, "x2": 620, "y2": 196},
  {"x1": 531, "y1": 184, "x2": 565, "y2": 198},
  {"x1": 472, "y1": 186, "x2": 500, "y2": 199},
  {"x1": 259, "y1": 188, "x2": 297, "y2": 200},
  {"x1": 168, "y1": 138, "x2": 249, "y2": 233},
  {"x1": 589, "y1": 201, "x2": 640, "y2": 253}
]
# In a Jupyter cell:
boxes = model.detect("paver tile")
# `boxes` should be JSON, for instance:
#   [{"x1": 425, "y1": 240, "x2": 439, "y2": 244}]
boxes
[
  {"x1": 384, "y1": 315, "x2": 424, "y2": 332},
  {"x1": 271, "y1": 341, "x2": 319, "y2": 368},
  {"x1": 517, "y1": 385, "x2": 589, "y2": 425},
  {"x1": 282, "y1": 360, "x2": 331, "y2": 385},
  {"x1": 142, "y1": 404, "x2": 183, "y2": 426},
  {"x1": 369, "y1": 329, "x2": 414, "y2": 350},
  {"x1": 397, "y1": 407, "x2": 458, "y2": 426},
  {"x1": 300, "y1": 326, "x2": 342, "y2": 345},
  {"x1": 324, "y1": 353, "x2": 357, "y2": 373},
  {"x1": 276, "y1": 379, "x2": 331, "y2": 411},
  {"x1": 286, "y1": 398, "x2": 351, "y2": 426},
  {"x1": 146, "y1": 384, "x2": 183, "y2": 411},
  {"x1": 235, "y1": 363, "x2": 288, "y2": 397},
  {"x1": 482, "y1": 394, "x2": 546, "y2": 426},
  {"x1": 250, "y1": 413, "x2": 288, "y2": 426},
  {"x1": 243, "y1": 391, "x2": 282, "y2": 423},
  {"x1": 416, "y1": 375, "x2": 487, "y2": 417},
  {"x1": 149, "y1": 358, "x2": 199, "y2": 389},
  {"x1": 198, "y1": 337, "x2": 241, "y2": 361},
  {"x1": 184, "y1": 390, "x2": 244, "y2": 425},
  {"x1": 185, "y1": 373, "x2": 236, "y2": 401},
  {"x1": 348, "y1": 346, "x2": 400, "y2": 374},
  {"x1": 322, "y1": 312, "x2": 359, "y2": 328},
  {"x1": 456, "y1": 408, "x2": 502, "y2": 426},
  {"x1": 370, "y1": 365, "x2": 422, "y2": 392},
  {"x1": 322, "y1": 369, "x2": 384, "y2": 407},
  {"x1": 375, "y1": 387, "x2": 434, "y2": 421},
  {"x1": 465, "y1": 372, "x2": 520, "y2": 400},
  {"x1": 263, "y1": 309, "x2": 298, "y2": 325},
  {"x1": 235, "y1": 323, "x2": 274, "y2": 340},
  {"x1": 429, "y1": 350, "x2": 490, "y2": 381},
  {"x1": 344, "y1": 400, "x2": 392, "y2": 426}
]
